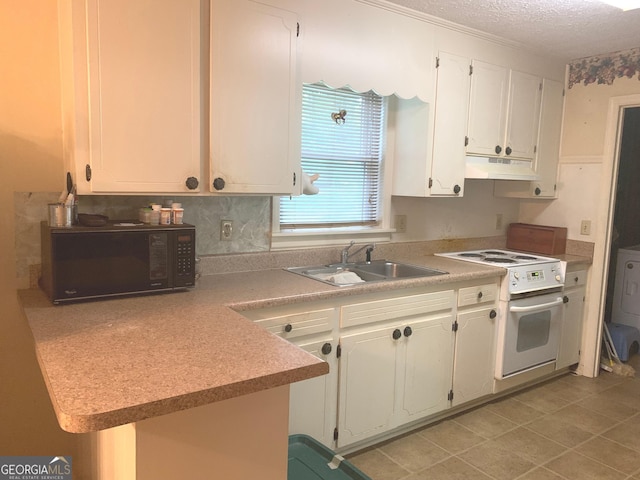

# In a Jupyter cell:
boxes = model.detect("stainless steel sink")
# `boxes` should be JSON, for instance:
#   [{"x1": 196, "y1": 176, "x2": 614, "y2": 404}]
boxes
[
  {"x1": 353, "y1": 261, "x2": 446, "y2": 279},
  {"x1": 286, "y1": 260, "x2": 447, "y2": 286}
]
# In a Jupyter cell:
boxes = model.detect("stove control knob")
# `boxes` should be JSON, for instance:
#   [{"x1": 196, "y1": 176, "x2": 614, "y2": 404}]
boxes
[
  {"x1": 513, "y1": 272, "x2": 520, "y2": 280},
  {"x1": 556, "y1": 274, "x2": 562, "y2": 282}
]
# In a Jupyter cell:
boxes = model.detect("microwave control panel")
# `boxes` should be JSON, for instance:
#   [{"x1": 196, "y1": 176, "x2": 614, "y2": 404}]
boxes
[{"x1": 175, "y1": 232, "x2": 196, "y2": 286}]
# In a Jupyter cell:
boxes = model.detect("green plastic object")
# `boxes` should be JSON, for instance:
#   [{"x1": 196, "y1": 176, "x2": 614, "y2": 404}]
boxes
[{"x1": 288, "y1": 435, "x2": 371, "y2": 480}]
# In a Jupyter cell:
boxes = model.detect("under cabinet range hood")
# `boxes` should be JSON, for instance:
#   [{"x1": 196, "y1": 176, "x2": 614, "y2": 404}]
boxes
[{"x1": 465, "y1": 155, "x2": 539, "y2": 181}]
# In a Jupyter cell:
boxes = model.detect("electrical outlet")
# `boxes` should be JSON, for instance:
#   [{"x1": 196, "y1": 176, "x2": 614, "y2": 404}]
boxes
[
  {"x1": 496, "y1": 213, "x2": 503, "y2": 230},
  {"x1": 580, "y1": 220, "x2": 591, "y2": 235},
  {"x1": 220, "y1": 220, "x2": 233, "y2": 240},
  {"x1": 394, "y1": 214, "x2": 407, "y2": 233}
]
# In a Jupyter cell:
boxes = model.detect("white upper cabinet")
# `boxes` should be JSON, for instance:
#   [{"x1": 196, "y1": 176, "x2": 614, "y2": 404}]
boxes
[
  {"x1": 60, "y1": 0, "x2": 203, "y2": 194},
  {"x1": 532, "y1": 78, "x2": 564, "y2": 197},
  {"x1": 209, "y1": 0, "x2": 301, "y2": 195},
  {"x1": 494, "y1": 78, "x2": 564, "y2": 198},
  {"x1": 430, "y1": 52, "x2": 471, "y2": 196},
  {"x1": 467, "y1": 62, "x2": 542, "y2": 161},
  {"x1": 506, "y1": 71, "x2": 543, "y2": 160},
  {"x1": 392, "y1": 52, "x2": 469, "y2": 197},
  {"x1": 466, "y1": 61, "x2": 509, "y2": 157}
]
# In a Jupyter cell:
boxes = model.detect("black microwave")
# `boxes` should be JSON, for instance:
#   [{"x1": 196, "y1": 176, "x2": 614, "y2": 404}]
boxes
[{"x1": 40, "y1": 221, "x2": 196, "y2": 304}]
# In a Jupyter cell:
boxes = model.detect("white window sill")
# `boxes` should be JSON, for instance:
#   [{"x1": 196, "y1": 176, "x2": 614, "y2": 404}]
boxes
[{"x1": 271, "y1": 227, "x2": 394, "y2": 251}]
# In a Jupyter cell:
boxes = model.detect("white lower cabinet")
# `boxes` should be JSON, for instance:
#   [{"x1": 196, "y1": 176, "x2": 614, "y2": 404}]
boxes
[
  {"x1": 243, "y1": 305, "x2": 338, "y2": 448},
  {"x1": 289, "y1": 337, "x2": 339, "y2": 448},
  {"x1": 556, "y1": 270, "x2": 587, "y2": 369},
  {"x1": 246, "y1": 278, "x2": 500, "y2": 450},
  {"x1": 337, "y1": 314, "x2": 454, "y2": 448},
  {"x1": 452, "y1": 306, "x2": 497, "y2": 406}
]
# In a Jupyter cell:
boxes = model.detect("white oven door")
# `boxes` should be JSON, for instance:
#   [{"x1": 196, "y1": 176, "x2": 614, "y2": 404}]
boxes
[{"x1": 500, "y1": 292, "x2": 564, "y2": 378}]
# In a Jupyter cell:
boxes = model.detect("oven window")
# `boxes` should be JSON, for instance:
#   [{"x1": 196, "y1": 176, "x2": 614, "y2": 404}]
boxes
[{"x1": 516, "y1": 312, "x2": 551, "y2": 352}]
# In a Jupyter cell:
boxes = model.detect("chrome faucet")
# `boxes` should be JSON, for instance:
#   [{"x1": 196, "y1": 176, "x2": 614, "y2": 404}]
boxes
[{"x1": 341, "y1": 241, "x2": 375, "y2": 264}]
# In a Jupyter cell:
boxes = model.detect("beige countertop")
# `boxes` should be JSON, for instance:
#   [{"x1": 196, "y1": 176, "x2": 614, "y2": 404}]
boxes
[{"x1": 18, "y1": 252, "x2": 590, "y2": 434}]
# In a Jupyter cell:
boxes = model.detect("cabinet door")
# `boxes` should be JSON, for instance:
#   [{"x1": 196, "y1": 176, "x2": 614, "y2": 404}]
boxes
[
  {"x1": 289, "y1": 338, "x2": 338, "y2": 448},
  {"x1": 492, "y1": 78, "x2": 563, "y2": 199},
  {"x1": 556, "y1": 288, "x2": 585, "y2": 369},
  {"x1": 85, "y1": 0, "x2": 202, "y2": 193},
  {"x1": 399, "y1": 314, "x2": 455, "y2": 423},
  {"x1": 337, "y1": 326, "x2": 399, "y2": 447},
  {"x1": 210, "y1": 0, "x2": 300, "y2": 194},
  {"x1": 452, "y1": 307, "x2": 497, "y2": 406},
  {"x1": 532, "y1": 78, "x2": 563, "y2": 197},
  {"x1": 430, "y1": 52, "x2": 470, "y2": 196},
  {"x1": 506, "y1": 71, "x2": 542, "y2": 160},
  {"x1": 467, "y1": 61, "x2": 509, "y2": 157}
]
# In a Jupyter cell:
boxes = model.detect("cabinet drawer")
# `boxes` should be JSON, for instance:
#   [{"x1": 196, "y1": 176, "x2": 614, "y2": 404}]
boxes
[
  {"x1": 565, "y1": 270, "x2": 587, "y2": 289},
  {"x1": 253, "y1": 308, "x2": 335, "y2": 339},
  {"x1": 341, "y1": 290, "x2": 454, "y2": 328},
  {"x1": 458, "y1": 283, "x2": 498, "y2": 307}
]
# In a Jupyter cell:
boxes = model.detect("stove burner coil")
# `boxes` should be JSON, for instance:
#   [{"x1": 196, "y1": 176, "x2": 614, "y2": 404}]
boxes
[{"x1": 484, "y1": 257, "x2": 517, "y2": 264}]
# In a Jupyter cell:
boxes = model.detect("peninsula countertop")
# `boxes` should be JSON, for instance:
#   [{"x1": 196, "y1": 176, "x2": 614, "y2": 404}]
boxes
[{"x1": 18, "y1": 252, "x2": 590, "y2": 434}]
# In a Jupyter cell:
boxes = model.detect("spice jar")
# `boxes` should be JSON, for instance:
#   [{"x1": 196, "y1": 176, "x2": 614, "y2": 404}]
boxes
[
  {"x1": 150, "y1": 204, "x2": 161, "y2": 225},
  {"x1": 160, "y1": 208, "x2": 171, "y2": 225}
]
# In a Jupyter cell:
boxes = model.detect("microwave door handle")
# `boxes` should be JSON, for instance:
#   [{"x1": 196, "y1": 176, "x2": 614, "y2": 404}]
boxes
[{"x1": 509, "y1": 297, "x2": 564, "y2": 313}]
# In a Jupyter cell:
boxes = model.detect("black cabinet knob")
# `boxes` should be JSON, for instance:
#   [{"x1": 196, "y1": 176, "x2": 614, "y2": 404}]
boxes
[
  {"x1": 563, "y1": 296, "x2": 569, "y2": 304},
  {"x1": 495, "y1": 145, "x2": 502, "y2": 154},
  {"x1": 505, "y1": 146, "x2": 512, "y2": 156},
  {"x1": 185, "y1": 176, "x2": 199, "y2": 190},
  {"x1": 213, "y1": 177, "x2": 226, "y2": 190},
  {"x1": 453, "y1": 184, "x2": 461, "y2": 194},
  {"x1": 392, "y1": 329, "x2": 402, "y2": 340},
  {"x1": 403, "y1": 326, "x2": 413, "y2": 337},
  {"x1": 534, "y1": 187, "x2": 542, "y2": 196},
  {"x1": 284, "y1": 323, "x2": 293, "y2": 333},
  {"x1": 489, "y1": 309, "x2": 497, "y2": 319},
  {"x1": 321, "y1": 343, "x2": 332, "y2": 355},
  {"x1": 477, "y1": 291, "x2": 483, "y2": 300}
]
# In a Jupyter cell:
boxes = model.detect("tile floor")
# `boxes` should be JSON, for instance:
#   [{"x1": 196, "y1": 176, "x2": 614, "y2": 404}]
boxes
[{"x1": 348, "y1": 356, "x2": 640, "y2": 480}]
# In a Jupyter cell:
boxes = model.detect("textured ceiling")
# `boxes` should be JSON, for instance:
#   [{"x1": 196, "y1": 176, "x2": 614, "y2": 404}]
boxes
[{"x1": 383, "y1": 0, "x2": 640, "y2": 60}]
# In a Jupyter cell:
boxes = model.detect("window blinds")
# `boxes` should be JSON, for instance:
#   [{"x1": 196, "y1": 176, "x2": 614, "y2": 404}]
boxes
[{"x1": 280, "y1": 83, "x2": 385, "y2": 227}]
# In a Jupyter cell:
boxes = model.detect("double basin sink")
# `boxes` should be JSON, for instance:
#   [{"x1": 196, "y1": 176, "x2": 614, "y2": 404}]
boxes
[{"x1": 287, "y1": 260, "x2": 447, "y2": 287}]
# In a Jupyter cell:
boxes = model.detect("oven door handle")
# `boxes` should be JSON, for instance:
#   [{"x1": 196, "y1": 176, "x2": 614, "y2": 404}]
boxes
[{"x1": 509, "y1": 297, "x2": 564, "y2": 313}]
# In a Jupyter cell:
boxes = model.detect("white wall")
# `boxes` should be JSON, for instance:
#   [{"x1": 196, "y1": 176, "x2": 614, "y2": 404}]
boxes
[
  {"x1": 391, "y1": 180, "x2": 520, "y2": 242},
  {"x1": 519, "y1": 162, "x2": 602, "y2": 240},
  {"x1": 0, "y1": 0, "x2": 79, "y2": 458}
]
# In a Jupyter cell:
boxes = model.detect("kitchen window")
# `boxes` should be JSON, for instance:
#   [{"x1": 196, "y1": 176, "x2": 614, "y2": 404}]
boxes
[{"x1": 278, "y1": 83, "x2": 386, "y2": 232}]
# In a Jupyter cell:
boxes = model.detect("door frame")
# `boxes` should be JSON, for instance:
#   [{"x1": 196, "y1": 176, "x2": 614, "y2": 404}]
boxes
[{"x1": 585, "y1": 94, "x2": 640, "y2": 377}]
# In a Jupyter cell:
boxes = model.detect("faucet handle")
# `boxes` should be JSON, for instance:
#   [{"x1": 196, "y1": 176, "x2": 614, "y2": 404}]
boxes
[{"x1": 365, "y1": 244, "x2": 375, "y2": 263}]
